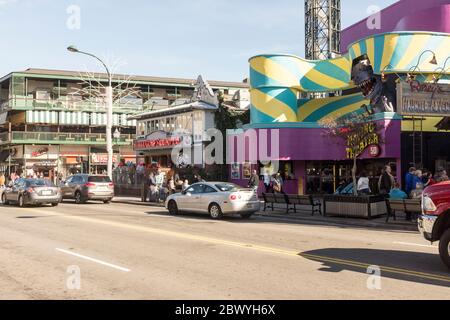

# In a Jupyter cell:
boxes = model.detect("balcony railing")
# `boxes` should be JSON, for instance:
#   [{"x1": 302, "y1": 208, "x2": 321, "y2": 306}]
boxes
[
  {"x1": 2, "y1": 97, "x2": 148, "y2": 114},
  {"x1": 1, "y1": 131, "x2": 134, "y2": 146}
]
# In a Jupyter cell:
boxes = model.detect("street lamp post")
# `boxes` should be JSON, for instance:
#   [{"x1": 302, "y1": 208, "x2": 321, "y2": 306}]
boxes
[{"x1": 67, "y1": 45, "x2": 114, "y2": 179}]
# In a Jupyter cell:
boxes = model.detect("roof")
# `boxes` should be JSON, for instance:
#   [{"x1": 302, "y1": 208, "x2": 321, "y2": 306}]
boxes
[
  {"x1": 5, "y1": 68, "x2": 249, "y2": 89},
  {"x1": 129, "y1": 101, "x2": 218, "y2": 120}
]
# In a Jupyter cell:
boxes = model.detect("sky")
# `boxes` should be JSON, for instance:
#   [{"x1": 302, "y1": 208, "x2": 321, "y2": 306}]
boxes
[{"x1": 0, "y1": 0, "x2": 398, "y2": 82}]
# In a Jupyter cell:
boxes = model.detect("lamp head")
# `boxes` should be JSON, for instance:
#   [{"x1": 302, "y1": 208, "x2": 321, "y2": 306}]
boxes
[
  {"x1": 67, "y1": 45, "x2": 79, "y2": 53},
  {"x1": 429, "y1": 54, "x2": 438, "y2": 65}
]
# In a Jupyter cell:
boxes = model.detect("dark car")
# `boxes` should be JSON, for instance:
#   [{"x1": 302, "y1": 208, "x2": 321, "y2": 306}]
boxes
[
  {"x1": 2, "y1": 178, "x2": 61, "y2": 207},
  {"x1": 60, "y1": 174, "x2": 114, "y2": 204}
]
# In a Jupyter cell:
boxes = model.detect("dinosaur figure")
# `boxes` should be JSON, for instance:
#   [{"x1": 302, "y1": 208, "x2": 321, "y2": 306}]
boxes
[{"x1": 351, "y1": 55, "x2": 397, "y2": 114}]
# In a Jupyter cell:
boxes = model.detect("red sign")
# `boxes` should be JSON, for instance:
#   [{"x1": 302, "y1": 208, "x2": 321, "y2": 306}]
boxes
[
  {"x1": 134, "y1": 137, "x2": 181, "y2": 150},
  {"x1": 368, "y1": 144, "x2": 381, "y2": 158},
  {"x1": 31, "y1": 147, "x2": 49, "y2": 158},
  {"x1": 91, "y1": 154, "x2": 119, "y2": 164}
]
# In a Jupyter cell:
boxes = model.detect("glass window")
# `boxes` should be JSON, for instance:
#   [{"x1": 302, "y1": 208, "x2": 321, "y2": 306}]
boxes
[
  {"x1": 26, "y1": 179, "x2": 55, "y2": 187},
  {"x1": 215, "y1": 183, "x2": 240, "y2": 192},
  {"x1": 186, "y1": 184, "x2": 204, "y2": 194},
  {"x1": 88, "y1": 176, "x2": 112, "y2": 183},
  {"x1": 203, "y1": 186, "x2": 217, "y2": 194}
]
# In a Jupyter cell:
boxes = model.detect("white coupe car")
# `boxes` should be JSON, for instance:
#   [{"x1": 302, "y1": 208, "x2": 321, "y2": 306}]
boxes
[{"x1": 165, "y1": 182, "x2": 261, "y2": 219}]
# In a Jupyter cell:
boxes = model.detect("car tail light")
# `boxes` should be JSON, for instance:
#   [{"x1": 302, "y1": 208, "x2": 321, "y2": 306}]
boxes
[
  {"x1": 85, "y1": 182, "x2": 96, "y2": 188},
  {"x1": 230, "y1": 193, "x2": 242, "y2": 201},
  {"x1": 422, "y1": 196, "x2": 437, "y2": 214},
  {"x1": 27, "y1": 188, "x2": 35, "y2": 194},
  {"x1": 108, "y1": 183, "x2": 114, "y2": 189}
]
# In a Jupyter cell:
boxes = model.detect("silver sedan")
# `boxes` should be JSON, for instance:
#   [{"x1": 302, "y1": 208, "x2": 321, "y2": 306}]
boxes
[{"x1": 165, "y1": 182, "x2": 261, "y2": 219}]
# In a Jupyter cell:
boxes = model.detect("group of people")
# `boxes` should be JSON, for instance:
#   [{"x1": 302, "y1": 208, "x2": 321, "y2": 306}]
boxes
[
  {"x1": 356, "y1": 165, "x2": 450, "y2": 199},
  {"x1": 0, "y1": 171, "x2": 22, "y2": 188},
  {"x1": 145, "y1": 169, "x2": 206, "y2": 203},
  {"x1": 246, "y1": 171, "x2": 285, "y2": 194}
]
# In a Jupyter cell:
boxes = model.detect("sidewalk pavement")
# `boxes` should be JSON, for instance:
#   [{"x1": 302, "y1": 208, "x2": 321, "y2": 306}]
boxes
[{"x1": 112, "y1": 197, "x2": 419, "y2": 232}]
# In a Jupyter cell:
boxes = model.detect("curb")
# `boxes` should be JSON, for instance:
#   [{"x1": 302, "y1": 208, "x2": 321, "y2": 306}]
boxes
[
  {"x1": 112, "y1": 199, "x2": 418, "y2": 232},
  {"x1": 255, "y1": 212, "x2": 418, "y2": 232}
]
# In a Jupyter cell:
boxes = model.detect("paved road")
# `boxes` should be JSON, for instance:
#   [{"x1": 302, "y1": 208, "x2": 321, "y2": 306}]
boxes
[{"x1": 0, "y1": 201, "x2": 448, "y2": 300}]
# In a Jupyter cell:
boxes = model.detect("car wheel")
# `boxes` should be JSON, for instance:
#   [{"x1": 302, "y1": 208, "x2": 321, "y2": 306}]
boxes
[
  {"x1": 168, "y1": 200, "x2": 179, "y2": 215},
  {"x1": 103, "y1": 200, "x2": 111, "y2": 204},
  {"x1": 18, "y1": 195, "x2": 25, "y2": 208},
  {"x1": 75, "y1": 192, "x2": 85, "y2": 204},
  {"x1": 51, "y1": 203, "x2": 59, "y2": 207},
  {"x1": 241, "y1": 213, "x2": 253, "y2": 219},
  {"x1": 209, "y1": 203, "x2": 223, "y2": 220},
  {"x1": 1, "y1": 193, "x2": 9, "y2": 205},
  {"x1": 439, "y1": 229, "x2": 450, "y2": 270}
]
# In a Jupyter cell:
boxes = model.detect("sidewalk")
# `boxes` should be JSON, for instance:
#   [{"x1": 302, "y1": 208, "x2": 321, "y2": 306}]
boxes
[{"x1": 112, "y1": 197, "x2": 418, "y2": 232}]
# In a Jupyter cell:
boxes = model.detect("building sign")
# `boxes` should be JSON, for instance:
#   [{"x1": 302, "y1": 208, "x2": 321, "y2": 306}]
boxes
[
  {"x1": 368, "y1": 144, "x2": 381, "y2": 158},
  {"x1": 397, "y1": 82, "x2": 450, "y2": 116},
  {"x1": 346, "y1": 123, "x2": 381, "y2": 159},
  {"x1": 31, "y1": 147, "x2": 49, "y2": 158},
  {"x1": 134, "y1": 130, "x2": 182, "y2": 151},
  {"x1": 91, "y1": 154, "x2": 119, "y2": 165},
  {"x1": 25, "y1": 146, "x2": 58, "y2": 160}
]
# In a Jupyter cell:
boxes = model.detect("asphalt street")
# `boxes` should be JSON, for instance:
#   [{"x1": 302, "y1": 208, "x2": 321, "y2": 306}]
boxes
[{"x1": 0, "y1": 201, "x2": 449, "y2": 300}]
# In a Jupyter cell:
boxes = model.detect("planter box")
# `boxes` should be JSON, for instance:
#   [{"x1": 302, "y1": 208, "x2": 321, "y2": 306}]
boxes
[{"x1": 323, "y1": 195, "x2": 388, "y2": 219}]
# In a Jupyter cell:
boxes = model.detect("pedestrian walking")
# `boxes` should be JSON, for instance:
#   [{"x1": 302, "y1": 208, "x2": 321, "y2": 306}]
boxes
[
  {"x1": 248, "y1": 170, "x2": 260, "y2": 193},
  {"x1": 378, "y1": 165, "x2": 394, "y2": 195}
]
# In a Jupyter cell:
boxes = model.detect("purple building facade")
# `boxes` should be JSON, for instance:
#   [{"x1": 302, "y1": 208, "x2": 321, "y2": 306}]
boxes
[{"x1": 341, "y1": 0, "x2": 450, "y2": 51}]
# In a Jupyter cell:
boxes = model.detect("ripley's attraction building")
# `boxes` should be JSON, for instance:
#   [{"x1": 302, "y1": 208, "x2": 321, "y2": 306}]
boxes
[{"x1": 228, "y1": 0, "x2": 450, "y2": 196}]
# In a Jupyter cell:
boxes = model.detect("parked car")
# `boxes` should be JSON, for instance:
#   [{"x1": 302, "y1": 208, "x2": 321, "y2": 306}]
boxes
[
  {"x1": 165, "y1": 182, "x2": 261, "y2": 219},
  {"x1": 419, "y1": 181, "x2": 450, "y2": 269},
  {"x1": 60, "y1": 174, "x2": 114, "y2": 204},
  {"x1": 1, "y1": 178, "x2": 61, "y2": 207}
]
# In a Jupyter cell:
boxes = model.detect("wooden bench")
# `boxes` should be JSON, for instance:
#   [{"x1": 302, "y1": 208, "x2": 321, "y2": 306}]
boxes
[
  {"x1": 386, "y1": 198, "x2": 422, "y2": 222},
  {"x1": 286, "y1": 195, "x2": 322, "y2": 216},
  {"x1": 262, "y1": 193, "x2": 322, "y2": 216}
]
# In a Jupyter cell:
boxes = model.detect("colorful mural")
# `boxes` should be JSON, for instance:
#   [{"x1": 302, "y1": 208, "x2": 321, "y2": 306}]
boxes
[{"x1": 249, "y1": 31, "x2": 450, "y2": 124}]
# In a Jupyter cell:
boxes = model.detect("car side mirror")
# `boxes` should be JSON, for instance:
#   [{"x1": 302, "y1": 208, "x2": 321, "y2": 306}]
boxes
[{"x1": 181, "y1": 190, "x2": 187, "y2": 195}]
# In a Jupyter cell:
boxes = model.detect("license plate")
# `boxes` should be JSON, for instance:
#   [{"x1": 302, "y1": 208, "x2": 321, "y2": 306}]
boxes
[
  {"x1": 246, "y1": 204, "x2": 253, "y2": 209},
  {"x1": 98, "y1": 187, "x2": 108, "y2": 191},
  {"x1": 42, "y1": 191, "x2": 52, "y2": 196}
]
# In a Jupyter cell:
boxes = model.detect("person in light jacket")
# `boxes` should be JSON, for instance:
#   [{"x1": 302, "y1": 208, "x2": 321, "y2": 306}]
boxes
[{"x1": 357, "y1": 171, "x2": 371, "y2": 195}]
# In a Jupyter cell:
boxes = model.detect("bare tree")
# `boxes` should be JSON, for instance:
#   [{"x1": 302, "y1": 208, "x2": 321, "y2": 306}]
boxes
[
  {"x1": 320, "y1": 112, "x2": 382, "y2": 196},
  {"x1": 69, "y1": 56, "x2": 142, "y2": 112}
]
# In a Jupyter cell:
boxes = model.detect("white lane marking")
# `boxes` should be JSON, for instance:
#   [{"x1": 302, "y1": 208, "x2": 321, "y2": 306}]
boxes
[
  {"x1": 56, "y1": 248, "x2": 131, "y2": 273},
  {"x1": 394, "y1": 242, "x2": 438, "y2": 249}
]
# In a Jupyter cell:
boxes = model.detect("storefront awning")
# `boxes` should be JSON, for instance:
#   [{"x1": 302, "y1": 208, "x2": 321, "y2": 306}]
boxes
[{"x1": 436, "y1": 117, "x2": 450, "y2": 131}]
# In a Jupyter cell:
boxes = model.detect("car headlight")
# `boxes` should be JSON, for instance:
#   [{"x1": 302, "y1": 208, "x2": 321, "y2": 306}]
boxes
[{"x1": 422, "y1": 196, "x2": 437, "y2": 214}]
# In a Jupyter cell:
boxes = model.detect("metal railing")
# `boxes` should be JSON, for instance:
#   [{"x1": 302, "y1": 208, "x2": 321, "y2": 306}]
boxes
[
  {"x1": 4, "y1": 131, "x2": 134, "y2": 145},
  {"x1": 2, "y1": 97, "x2": 147, "y2": 113}
]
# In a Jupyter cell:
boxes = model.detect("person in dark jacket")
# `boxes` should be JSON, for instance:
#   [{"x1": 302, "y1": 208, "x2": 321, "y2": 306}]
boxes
[{"x1": 379, "y1": 165, "x2": 394, "y2": 195}]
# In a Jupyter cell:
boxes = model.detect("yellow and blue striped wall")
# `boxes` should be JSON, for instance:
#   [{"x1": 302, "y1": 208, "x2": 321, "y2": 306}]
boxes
[{"x1": 249, "y1": 31, "x2": 450, "y2": 124}]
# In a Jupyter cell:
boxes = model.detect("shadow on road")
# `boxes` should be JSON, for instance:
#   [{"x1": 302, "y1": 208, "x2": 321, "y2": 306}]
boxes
[{"x1": 300, "y1": 248, "x2": 450, "y2": 288}]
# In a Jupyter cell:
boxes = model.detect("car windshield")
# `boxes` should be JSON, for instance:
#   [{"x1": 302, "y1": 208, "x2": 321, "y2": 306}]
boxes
[
  {"x1": 27, "y1": 180, "x2": 55, "y2": 187},
  {"x1": 215, "y1": 183, "x2": 241, "y2": 192},
  {"x1": 88, "y1": 176, "x2": 111, "y2": 183}
]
